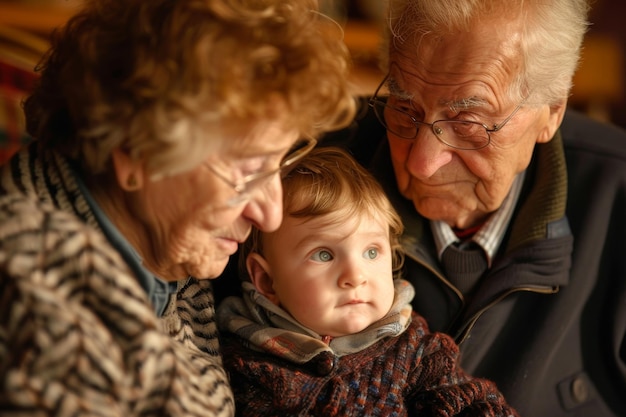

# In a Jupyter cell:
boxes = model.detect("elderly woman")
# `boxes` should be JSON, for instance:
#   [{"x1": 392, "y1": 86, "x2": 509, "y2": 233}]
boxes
[{"x1": 0, "y1": 0, "x2": 354, "y2": 415}]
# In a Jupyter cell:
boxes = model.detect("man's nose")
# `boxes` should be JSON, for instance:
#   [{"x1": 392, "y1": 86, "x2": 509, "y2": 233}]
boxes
[{"x1": 404, "y1": 127, "x2": 454, "y2": 179}]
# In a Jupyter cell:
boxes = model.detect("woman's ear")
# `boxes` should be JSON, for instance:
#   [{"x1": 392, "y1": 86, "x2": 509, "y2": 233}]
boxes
[
  {"x1": 247, "y1": 252, "x2": 280, "y2": 305},
  {"x1": 111, "y1": 147, "x2": 145, "y2": 191}
]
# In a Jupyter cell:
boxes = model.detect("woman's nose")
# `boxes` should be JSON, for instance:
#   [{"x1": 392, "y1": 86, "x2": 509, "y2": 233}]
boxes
[{"x1": 242, "y1": 174, "x2": 283, "y2": 232}]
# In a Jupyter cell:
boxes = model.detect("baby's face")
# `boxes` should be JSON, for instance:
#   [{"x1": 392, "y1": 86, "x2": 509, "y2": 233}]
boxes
[{"x1": 261, "y1": 210, "x2": 395, "y2": 337}]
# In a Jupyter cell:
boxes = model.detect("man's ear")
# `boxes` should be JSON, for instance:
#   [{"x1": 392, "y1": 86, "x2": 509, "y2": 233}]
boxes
[
  {"x1": 111, "y1": 147, "x2": 145, "y2": 191},
  {"x1": 247, "y1": 252, "x2": 280, "y2": 305},
  {"x1": 538, "y1": 98, "x2": 567, "y2": 144}
]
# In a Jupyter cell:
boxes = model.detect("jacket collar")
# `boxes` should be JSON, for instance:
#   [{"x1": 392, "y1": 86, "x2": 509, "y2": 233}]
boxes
[{"x1": 370, "y1": 129, "x2": 573, "y2": 294}]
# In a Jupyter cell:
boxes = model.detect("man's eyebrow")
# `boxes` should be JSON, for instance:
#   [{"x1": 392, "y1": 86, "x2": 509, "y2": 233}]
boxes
[
  {"x1": 387, "y1": 76, "x2": 489, "y2": 112},
  {"x1": 387, "y1": 77, "x2": 414, "y2": 100},
  {"x1": 444, "y1": 97, "x2": 489, "y2": 112}
]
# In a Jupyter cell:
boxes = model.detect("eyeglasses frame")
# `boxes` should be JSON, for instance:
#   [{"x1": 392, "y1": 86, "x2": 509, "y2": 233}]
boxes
[
  {"x1": 368, "y1": 72, "x2": 526, "y2": 150},
  {"x1": 206, "y1": 135, "x2": 317, "y2": 205}
]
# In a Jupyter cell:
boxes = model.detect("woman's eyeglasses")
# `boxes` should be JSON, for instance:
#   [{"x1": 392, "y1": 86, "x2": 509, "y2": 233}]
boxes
[{"x1": 207, "y1": 136, "x2": 317, "y2": 206}]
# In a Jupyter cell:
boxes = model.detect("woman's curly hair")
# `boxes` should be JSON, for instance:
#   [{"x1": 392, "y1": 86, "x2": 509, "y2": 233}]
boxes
[{"x1": 25, "y1": 0, "x2": 356, "y2": 178}]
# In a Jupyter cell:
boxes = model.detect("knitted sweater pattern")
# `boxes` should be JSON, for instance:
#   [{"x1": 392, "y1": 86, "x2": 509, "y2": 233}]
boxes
[
  {"x1": 219, "y1": 281, "x2": 518, "y2": 417},
  {"x1": 0, "y1": 147, "x2": 234, "y2": 416}
]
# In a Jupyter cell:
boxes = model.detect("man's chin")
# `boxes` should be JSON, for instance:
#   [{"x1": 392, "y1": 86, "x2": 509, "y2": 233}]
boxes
[{"x1": 414, "y1": 201, "x2": 460, "y2": 224}]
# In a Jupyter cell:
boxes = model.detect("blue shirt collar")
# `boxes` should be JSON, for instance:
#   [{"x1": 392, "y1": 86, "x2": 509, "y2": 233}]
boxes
[{"x1": 71, "y1": 169, "x2": 179, "y2": 317}]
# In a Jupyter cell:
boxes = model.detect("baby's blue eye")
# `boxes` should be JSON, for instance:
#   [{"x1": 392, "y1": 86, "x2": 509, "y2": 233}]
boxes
[
  {"x1": 311, "y1": 250, "x2": 333, "y2": 262},
  {"x1": 364, "y1": 248, "x2": 378, "y2": 260}
]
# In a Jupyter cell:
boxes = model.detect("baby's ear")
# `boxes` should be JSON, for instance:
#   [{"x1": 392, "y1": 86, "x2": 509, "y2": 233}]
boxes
[{"x1": 247, "y1": 252, "x2": 280, "y2": 305}]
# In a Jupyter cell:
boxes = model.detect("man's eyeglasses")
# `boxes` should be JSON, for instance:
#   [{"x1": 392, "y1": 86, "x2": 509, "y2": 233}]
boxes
[
  {"x1": 207, "y1": 135, "x2": 317, "y2": 206},
  {"x1": 368, "y1": 73, "x2": 525, "y2": 150}
]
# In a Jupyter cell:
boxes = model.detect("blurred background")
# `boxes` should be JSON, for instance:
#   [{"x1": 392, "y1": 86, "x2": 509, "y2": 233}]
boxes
[{"x1": 0, "y1": 0, "x2": 624, "y2": 162}]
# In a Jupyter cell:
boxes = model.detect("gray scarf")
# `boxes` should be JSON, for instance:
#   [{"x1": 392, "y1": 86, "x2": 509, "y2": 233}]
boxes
[{"x1": 217, "y1": 279, "x2": 414, "y2": 364}]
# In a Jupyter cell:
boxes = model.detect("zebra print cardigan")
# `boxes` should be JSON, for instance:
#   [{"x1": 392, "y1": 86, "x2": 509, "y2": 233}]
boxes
[{"x1": 0, "y1": 146, "x2": 234, "y2": 416}]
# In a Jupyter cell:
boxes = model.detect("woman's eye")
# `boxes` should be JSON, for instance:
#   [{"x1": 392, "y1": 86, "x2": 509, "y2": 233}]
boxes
[
  {"x1": 232, "y1": 155, "x2": 273, "y2": 178},
  {"x1": 311, "y1": 250, "x2": 333, "y2": 262},
  {"x1": 363, "y1": 248, "x2": 378, "y2": 260},
  {"x1": 235, "y1": 158, "x2": 267, "y2": 177}
]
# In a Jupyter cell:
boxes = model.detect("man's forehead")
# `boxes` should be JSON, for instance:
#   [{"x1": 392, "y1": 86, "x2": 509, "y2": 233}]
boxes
[
  {"x1": 387, "y1": 28, "x2": 520, "y2": 96},
  {"x1": 386, "y1": 64, "x2": 490, "y2": 109}
]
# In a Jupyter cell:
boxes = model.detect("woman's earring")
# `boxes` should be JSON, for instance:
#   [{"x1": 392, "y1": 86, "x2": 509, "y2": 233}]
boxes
[{"x1": 127, "y1": 173, "x2": 138, "y2": 189}]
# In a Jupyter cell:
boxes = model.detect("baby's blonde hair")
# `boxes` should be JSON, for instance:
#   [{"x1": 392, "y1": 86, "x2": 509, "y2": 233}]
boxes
[{"x1": 242, "y1": 147, "x2": 404, "y2": 279}]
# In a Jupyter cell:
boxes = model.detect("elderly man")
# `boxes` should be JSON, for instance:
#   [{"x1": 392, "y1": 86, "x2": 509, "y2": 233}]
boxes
[{"x1": 322, "y1": 0, "x2": 626, "y2": 416}]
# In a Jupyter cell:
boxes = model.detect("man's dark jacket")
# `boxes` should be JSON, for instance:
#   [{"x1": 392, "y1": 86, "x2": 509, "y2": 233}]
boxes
[{"x1": 318, "y1": 99, "x2": 626, "y2": 417}]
